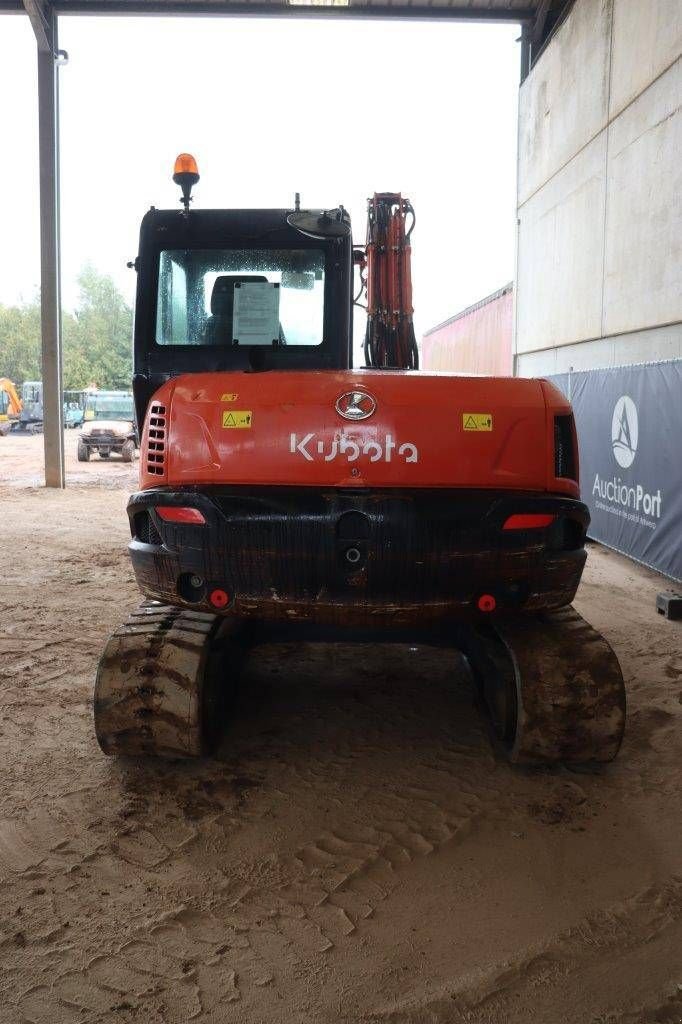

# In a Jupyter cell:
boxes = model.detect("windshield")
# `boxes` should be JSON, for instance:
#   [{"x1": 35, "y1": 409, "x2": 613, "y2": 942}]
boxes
[
  {"x1": 85, "y1": 395, "x2": 133, "y2": 420},
  {"x1": 156, "y1": 248, "x2": 325, "y2": 347}
]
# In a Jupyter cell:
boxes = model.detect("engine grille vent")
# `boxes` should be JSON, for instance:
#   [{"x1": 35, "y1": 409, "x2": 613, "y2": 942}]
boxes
[
  {"x1": 554, "y1": 414, "x2": 576, "y2": 481},
  {"x1": 134, "y1": 510, "x2": 162, "y2": 546},
  {"x1": 146, "y1": 403, "x2": 166, "y2": 476}
]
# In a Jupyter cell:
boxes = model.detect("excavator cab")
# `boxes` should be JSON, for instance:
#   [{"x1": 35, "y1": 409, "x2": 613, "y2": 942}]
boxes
[{"x1": 132, "y1": 206, "x2": 354, "y2": 429}]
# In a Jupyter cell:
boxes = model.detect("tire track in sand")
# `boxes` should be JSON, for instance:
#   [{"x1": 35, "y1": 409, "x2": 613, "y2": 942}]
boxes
[{"x1": 363, "y1": 876, "x2": 682, "y2": 1024}]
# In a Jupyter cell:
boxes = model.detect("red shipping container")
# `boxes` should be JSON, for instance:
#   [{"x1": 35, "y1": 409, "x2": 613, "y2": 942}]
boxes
[{"x1": 422, "y1": 283, "x2": 513, "y2": 376}]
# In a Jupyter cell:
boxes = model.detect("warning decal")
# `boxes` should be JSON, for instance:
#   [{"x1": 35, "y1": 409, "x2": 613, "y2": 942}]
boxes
[
  {"x1": 462, "y1": 413, "x2": 493, "y2": 431},
  {"x1": 222, "y1": 410, "x2": 253, "y2": 429}
]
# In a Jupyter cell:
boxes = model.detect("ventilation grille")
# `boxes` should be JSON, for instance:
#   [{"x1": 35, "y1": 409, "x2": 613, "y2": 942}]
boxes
[
  {"x1": 554, "y1": 414, "x2": 576, "y2": 481},
  {"x1": 146, "y1": 403, "x2": 166, "y2": 476},
  {"x1": 134, "y1": 510, "x2": 162, "y2": 546}
]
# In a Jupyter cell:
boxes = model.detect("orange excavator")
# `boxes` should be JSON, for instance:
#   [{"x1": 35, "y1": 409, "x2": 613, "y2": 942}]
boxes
[
  {"x1": 94, "y1": 155, "x2": 626, "y2": 764},
  {"x1": 0, "y1": 378, "x2": 22, "y2": 436}
]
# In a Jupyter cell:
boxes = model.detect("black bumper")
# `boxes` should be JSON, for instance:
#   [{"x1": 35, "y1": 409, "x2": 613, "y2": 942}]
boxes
[
  {"x1": 127, "y1": 486, "x2": 589, "y2": 629},
  {"x1": 80, "y1": 432, "x2": 125, "y2": 449}
]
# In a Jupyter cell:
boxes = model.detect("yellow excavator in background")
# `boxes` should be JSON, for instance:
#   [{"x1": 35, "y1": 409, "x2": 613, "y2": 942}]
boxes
[{"x1": 0, "y1": 379, "x2": 22, "y2": 436}]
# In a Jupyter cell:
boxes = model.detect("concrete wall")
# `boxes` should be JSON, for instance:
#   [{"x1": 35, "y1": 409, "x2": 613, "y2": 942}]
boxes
[
  {"x1": 422, "y1": 284, "x2": 513, "y2": 375},
  {"x1": 515, "y1": 0, "x2": 682, "y2": 375}
]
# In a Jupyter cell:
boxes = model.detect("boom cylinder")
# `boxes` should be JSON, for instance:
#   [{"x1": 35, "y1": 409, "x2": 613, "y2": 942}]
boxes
[{"x1": 363, "y1": 193, "x2": 418, "y2": 370}]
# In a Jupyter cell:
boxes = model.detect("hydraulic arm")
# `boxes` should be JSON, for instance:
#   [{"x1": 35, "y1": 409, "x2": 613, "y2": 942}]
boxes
[{"x1": 362, "y1": 193, "x2": 419, "y2": 371}]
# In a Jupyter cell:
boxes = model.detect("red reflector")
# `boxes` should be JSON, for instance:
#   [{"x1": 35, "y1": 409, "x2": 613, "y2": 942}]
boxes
[
  {"x1": 156, "y1": 506, "x2": 206, "y2": 525},
  {"x1": 477, "y1": 594, "x2": 496, "y2": 613},
  {"x1": 503, "y1": 513, "x2": 556, "y2": 531},
  {"x1": 209, "y1": 588, "x2": 229, "y2": 609}
]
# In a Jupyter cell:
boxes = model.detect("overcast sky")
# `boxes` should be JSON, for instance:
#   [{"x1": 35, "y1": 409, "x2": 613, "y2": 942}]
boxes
[{"x1": 0, "y1": 13, "x2": 519, "y2": 342}]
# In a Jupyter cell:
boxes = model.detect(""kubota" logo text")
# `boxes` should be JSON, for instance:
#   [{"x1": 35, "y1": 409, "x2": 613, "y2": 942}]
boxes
[{"x1": 290, "y1": 432, "x2": 419, "y2": 463}]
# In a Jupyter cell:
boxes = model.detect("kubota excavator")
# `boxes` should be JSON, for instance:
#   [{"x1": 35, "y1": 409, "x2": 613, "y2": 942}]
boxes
[
  {"x1": 0, "y1": 378, "x2": 22, "y2": 436},
  {"x1": 94, "y1": 155, "x2": 626, "y2": 764}
]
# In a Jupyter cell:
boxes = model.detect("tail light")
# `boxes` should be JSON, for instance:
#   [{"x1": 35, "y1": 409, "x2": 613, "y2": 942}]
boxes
[
  {"x1": 156, "y1": 506, "x2": 206, "y2": 525},
  {"x1": 554, "y1": 414, "x2": 577, "y2": 481},
  {"x1": 503, "y1": 513, "x2": 557, "y2": 530}
]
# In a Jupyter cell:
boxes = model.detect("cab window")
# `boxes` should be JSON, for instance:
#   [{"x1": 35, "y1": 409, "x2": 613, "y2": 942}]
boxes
[{"x1": 155, "y1": 248, "x2": 325, "y2": 347}]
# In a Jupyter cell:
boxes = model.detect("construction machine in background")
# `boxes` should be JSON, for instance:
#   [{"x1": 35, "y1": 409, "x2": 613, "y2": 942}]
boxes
[
  {"x1": 1, "y1": 381, "x2": 87, "y2": 433},
  {"x1": 17, "y1": 380, "x2": 44, "y2": 432},
  {"x1": 94, "y1": 155, "x2": 626, "y2": 764},
  {"x1": 0, "y1": 379, "x2": 22, "y2": 436},
  {"x1": 78, "y1": 390, "x2": 137, "y2": 462},
  {"x1": 1, "y1": 380, "x2": 82, "y2": 434},
  {"x1": 64, "y1": 390, "x2": 86, "y2": 429}
]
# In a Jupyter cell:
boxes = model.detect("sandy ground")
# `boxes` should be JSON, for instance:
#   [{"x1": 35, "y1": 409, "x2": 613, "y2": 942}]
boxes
[
  {"x1": 0, "y1": 430, "x2": 138, "y2": 491},
  {"x1": 1, "y1": 432, "x2": 681, "y2": 1024}
]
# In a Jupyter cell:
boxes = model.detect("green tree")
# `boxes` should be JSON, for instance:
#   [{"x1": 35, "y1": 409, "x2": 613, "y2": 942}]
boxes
[
  {"x1": 64, "y1": 265, "x2": 133, "y2": 389},
  {"x1": 0, "y1": 297, "x2": 42, "y2": 385},
  {"x1": 0, "y1": 267, "x2": 133, "y2": 391}
]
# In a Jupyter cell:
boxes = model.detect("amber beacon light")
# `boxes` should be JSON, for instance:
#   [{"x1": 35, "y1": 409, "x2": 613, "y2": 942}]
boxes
[{"x1": 173, "y1": 153, "x2": 200, "y2": 213}]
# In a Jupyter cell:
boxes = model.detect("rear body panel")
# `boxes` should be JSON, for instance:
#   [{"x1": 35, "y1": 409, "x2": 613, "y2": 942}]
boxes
[
  {"x1": 138, "y1": 370, "x2": 578, "y2": 496},
  {"x1": 130, "y1": 369, "x2": 583, "y2": 627}
]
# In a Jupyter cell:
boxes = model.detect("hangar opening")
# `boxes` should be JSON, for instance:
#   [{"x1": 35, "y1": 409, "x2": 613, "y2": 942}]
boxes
[{"x1": 0, "y1": 2, "x2": 681, "y2": 1022}]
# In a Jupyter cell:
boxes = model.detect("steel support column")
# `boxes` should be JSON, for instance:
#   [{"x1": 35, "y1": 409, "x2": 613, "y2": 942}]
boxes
[
  {"x1": 27, "y1": 1, "x2": 65, "y2": 486},
  {"x1": 519, "y1": 22, "x2": 531, "y2": 81}
]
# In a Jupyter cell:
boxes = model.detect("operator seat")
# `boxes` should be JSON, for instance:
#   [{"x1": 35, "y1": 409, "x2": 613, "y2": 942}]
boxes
[{"x1": 203, "y1": 275, "x2": 268, "y2": 345}]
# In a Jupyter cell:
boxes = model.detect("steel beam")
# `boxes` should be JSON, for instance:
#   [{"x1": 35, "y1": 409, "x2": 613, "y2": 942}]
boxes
[
  {"x1": 3, "y1": 0, "x2": 537, "y2": 21},
  {"x1": 23, "y1": 0, "x2": 51, "y2": 48},
  {"x1": 519, "y1": 22, "x2": 531, "y2": 81},
  {"x1": 27, "y1": 1, "x2": 65, "y2": 486},
  {"x1": 531, "y1": 0, "x2": 552, "y2": 42}
]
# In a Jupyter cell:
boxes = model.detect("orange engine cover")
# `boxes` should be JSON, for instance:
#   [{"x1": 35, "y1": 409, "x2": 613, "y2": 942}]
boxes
[{"x1": 139, "y1": 370, "x2": 578, "y2": 496}]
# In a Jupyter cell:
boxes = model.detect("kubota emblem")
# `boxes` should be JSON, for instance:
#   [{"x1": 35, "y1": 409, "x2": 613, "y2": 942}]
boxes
[{"x1": 335, "y1": 390, "x2": 376, "y2": 421}]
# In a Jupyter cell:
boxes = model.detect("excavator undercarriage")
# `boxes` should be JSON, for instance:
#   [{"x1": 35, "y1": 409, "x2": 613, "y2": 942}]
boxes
[{"x1": 94, "y1": 602, "x2": 625, "y2": 763}]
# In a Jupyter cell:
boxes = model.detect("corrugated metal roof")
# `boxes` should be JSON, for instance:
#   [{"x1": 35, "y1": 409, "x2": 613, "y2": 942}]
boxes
[{"x1": 0, "y1": 0, "x2": 542, "y2": 20}]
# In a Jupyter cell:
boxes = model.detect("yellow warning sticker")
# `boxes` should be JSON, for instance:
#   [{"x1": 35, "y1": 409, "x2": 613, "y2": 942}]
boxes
[
  {"x1": 222, "y1": 410, "x2": 253, "y2": 429},
  {"x1": 462, "y1": 413, "x2": 493, "y2": 431},
  {"x1": 221, "y1": 393, "x2": 238, "y2": 402}
]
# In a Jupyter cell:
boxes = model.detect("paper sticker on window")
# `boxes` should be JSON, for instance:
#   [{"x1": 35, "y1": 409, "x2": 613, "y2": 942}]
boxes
[{"x1": 233, "y1": 282, "x2": 280, "y2": 346}]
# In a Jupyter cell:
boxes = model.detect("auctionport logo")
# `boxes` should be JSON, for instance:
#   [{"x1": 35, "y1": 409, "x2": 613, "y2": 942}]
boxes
[
  {"x1": 611, "y1": 395, "x2": 638, "y2": 468},
  {"x1": 592, "y1": 393, "x2": 662, "y2": 522}
]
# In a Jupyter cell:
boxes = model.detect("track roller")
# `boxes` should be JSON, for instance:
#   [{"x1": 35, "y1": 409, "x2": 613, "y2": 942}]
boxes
[
  {"x1": 94, "y1": 603, "x2": 231, "y2": 758},
  {"x1": 458, "y1": 605, "x2": 626, "y2": 764}
]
